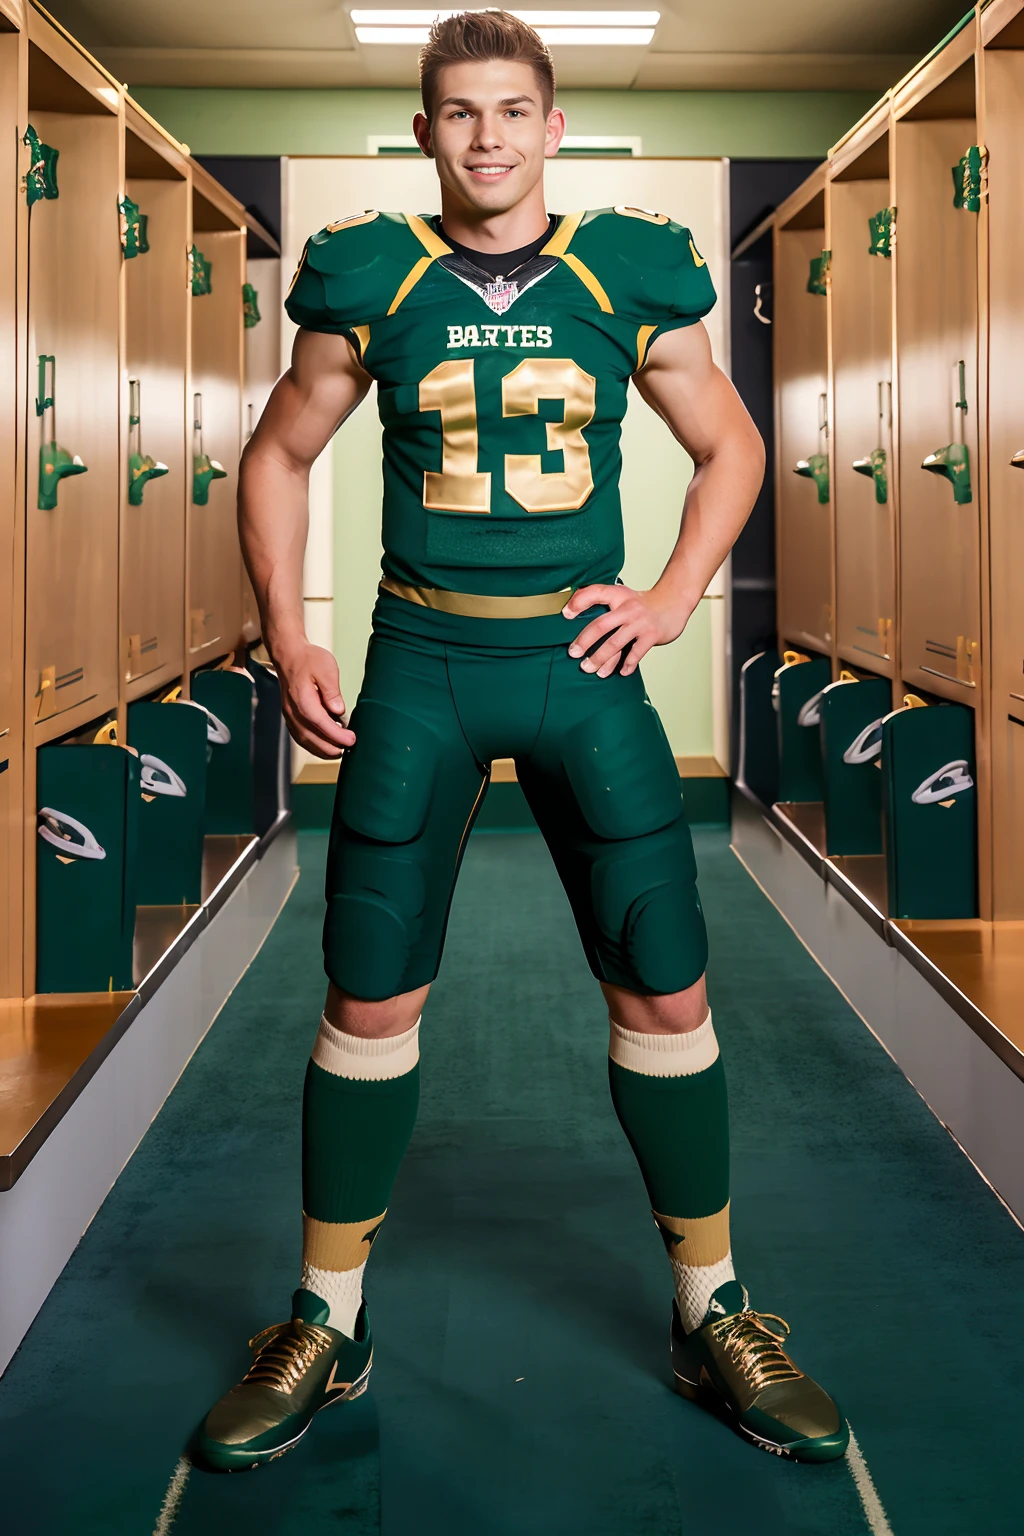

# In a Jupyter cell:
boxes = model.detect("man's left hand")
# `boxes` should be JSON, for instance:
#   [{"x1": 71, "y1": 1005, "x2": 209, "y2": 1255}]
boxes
[{"x1": 562, "y1": 583, "x2": 692, "y2": 678}]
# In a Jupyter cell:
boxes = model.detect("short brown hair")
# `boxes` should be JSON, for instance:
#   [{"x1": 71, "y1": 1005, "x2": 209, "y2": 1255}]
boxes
[{"x1": 419, "y1": 10, "x2": 556, "y2": 117}]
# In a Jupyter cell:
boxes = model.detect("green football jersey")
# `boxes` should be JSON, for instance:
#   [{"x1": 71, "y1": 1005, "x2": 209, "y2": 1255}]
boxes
[{"x1": 286, "y1": 206, "x2": 716, "y2": 620}]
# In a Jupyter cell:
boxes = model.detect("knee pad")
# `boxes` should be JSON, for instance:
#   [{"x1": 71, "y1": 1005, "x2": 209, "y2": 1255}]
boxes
[
  {"x1": 562, "y1": 691, "x2": 681, "y2": 841},
  {"x1": 325, "y1": 701, "x2": 438, "y2": 998},
  {"x1": 590, "y1": 837, "x2": 707, "y2": 993}
]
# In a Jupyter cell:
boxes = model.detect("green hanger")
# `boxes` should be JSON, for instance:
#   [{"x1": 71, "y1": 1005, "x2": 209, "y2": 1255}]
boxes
[
  {"x1": 189, "y1": 244, "x2": 212, "y2": 296},
  {"x1": 120, "y1": 195, "x2": 148, "y2": 259},
  {"x1": 806, "y1": 250, "x2": 830, "y2": 297},
  {"x1": 36, "y1": 356, "x2": 86, "y2": 511},
  {"x1": 794, "y1": 390, "x2": 829, "y2": 503},
  {"x1": 127, "y1": 379, "x2": 168, "y2": 505},
  {"x1": 922, "y1": 361, "x2": 971, "y2": 504},
  {"x1": 867, "y1": 207, "x2": 895, "y2": 259},
  {"x1": 242, "y1": 282, "x2": 261, "y2": 328},
  {"x1": 192, "y1": 392, "x2": 226, "y2": 505},
  {"x1": 23, "y1": 125, "x2": 59, "y2": 206},
  {"x1": 794, "y1": 452, "x2": 830, "y2": 504},
  {"x1": 952, "y1": 146, "x2": 986, "y2": 213},
  {"x1": 852, "y1": 382, "x2": 890, "y2": 504}
]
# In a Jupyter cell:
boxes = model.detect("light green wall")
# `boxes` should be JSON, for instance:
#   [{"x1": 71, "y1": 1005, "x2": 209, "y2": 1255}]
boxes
[{"x1": 131, "y1": 87, "x2": 877, "y2": 160}]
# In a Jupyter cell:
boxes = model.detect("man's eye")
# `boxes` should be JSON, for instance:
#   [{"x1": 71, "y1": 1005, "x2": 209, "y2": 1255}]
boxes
[{"x1": 506, "y1": 110, "x2": 523, "y2": 118}]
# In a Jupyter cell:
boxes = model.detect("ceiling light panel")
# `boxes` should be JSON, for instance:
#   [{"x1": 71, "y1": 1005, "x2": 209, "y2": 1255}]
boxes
[{"x1": 350, "y1": 10, "x2": 660, "y2": 25}]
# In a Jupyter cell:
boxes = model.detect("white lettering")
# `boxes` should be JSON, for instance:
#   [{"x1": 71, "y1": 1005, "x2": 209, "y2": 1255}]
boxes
[{"x1": 446, "y1": 323, "x2": 555, "y2": 349}]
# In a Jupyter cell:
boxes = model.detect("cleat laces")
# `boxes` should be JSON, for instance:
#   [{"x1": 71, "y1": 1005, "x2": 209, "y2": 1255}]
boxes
[
  {"x1": 709, "y1": 1309, "x2": 803, "y2": 1393},
  {"x1": 243, "y1": 1320, "x2": 333, "y2": 1393}
]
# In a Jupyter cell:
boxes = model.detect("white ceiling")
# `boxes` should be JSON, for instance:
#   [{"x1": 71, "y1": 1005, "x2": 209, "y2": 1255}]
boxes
[{"x1": 45, "y1": 0, "x2": 972, "y2": 90}]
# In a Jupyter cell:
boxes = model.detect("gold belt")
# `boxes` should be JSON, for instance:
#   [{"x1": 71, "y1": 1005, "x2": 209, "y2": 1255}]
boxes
[{"x1": 379, "y1": 576, "x2": 572, "y2": 619}]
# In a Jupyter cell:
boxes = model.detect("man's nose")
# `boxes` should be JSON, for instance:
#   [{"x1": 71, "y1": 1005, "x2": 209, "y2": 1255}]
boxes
[{"x1": 472, "y1": 114, "x2": 505, "y2": 152}]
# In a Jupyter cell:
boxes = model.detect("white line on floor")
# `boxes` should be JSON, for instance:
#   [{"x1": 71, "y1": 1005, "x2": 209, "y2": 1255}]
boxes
[
  {"x1": 847, "y1": 1426, "x2": 894, "y2": 1536},
  {"x1": 152, "y1": 1455, "x2": 191, "y2": 1536}
]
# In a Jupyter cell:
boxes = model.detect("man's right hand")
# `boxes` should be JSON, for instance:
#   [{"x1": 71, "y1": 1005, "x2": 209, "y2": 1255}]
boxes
[{"x1": 274, "y1": 640, "x2": 356, "y2": 759}]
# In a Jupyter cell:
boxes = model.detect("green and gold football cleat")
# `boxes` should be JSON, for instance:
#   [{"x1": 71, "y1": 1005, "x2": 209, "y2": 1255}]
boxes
[
  {"x1": 671, "y1": 1282, "x2": 849, "y2": 1463},
  {"x1": 196, "y1": 1291, "x2": 372, "y2": 1472}
]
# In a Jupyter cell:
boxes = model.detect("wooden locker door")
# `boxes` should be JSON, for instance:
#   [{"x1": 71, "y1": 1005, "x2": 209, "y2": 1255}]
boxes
[
  {"x1": 26, "y1": 108, "x2": 120, "y2": 733},
  {"x1": 122, "y1": 172, "x2": 189, "y2": 691},
  {"x1": 894, "y1": 117, "x2": 981, "y2": 700},
  {"x1": 775, "y1": 225, "x2": 832, "y2": 653},
  {"x1": 123, "y1": 176, "x2": 188, "y2": 695},
  {"x1": 830, "y1": 178, "x2": 894, "y2": 676},
  {"x1": 240, "y1": 253, "x2": 280, "y2": 644},
  {"x1": 0, "y1": 23, "x2": 23, "y2": 996},
  {"x1": 981, "y1": 41, "x2": 1024, "y2": 914},
  {"x1": 188, "y1": 227, "x2": 243, "y2": 664}
]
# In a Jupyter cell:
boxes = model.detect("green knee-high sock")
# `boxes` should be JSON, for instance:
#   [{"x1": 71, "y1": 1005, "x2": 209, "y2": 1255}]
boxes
[
  {"x1": 299, "y1": 1014, "x2": 421, "y2": 1334},
  {"x1": 608, "y1": 1011, "x2": 739, "y2": 1332}
]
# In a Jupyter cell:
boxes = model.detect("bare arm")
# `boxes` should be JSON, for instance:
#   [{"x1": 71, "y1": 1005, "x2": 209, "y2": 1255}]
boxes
[
  {"x1": 562, "y1": 320, "x2": 765, "y2": 677},
  {"x1": 239, "y1": 327, "x2": 372, "y2": 755}
]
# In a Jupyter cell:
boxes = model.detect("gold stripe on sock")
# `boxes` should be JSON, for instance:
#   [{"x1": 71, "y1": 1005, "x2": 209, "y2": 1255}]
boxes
[
  {"x1": 653, "y1": 1203, "x2": 731, "y2": 1268},
  {"x1": 302, "y1": 1211, "x2": 387, "y2": 1273}
]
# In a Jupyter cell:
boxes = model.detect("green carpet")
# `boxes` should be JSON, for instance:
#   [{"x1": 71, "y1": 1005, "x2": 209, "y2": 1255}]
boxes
[{"x1": 1, "y1": 828, "x2": 1023, "y2": 1534}]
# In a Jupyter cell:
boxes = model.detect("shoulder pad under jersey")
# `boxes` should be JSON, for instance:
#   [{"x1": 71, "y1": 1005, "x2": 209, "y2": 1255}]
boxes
[
  {"x1": 285, "y1": 210, "x2": 445, "y2": 333},
  {"x1": 552, "y1": 206, "x2": 716, "y2": 326}
]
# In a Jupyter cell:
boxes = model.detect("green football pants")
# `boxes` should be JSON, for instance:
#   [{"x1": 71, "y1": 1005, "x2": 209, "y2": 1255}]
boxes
[{"x1": 324, "y1": 628, "x2": 708, "y2": 1000}]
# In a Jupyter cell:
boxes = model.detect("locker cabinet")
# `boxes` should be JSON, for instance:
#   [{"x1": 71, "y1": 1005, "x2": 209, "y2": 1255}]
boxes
[
  {"x1": 0, "y1": 11, "x2": 25, "y2": 997},
  {"x1": 121, "y1": 107, "x2": 190, "y2": 700},
  {"x1": 773, "y1": 172, "x2": 833, "y2": 657},
  {"x1": 829, "y1": 116, "x2": 895, "y2": 679},
  {"x1": 893, "y1": 38, "x2": 982, "y2": 703},
  {"x1": 981, "y1": 0, "x2": 1024, "y2": 915},
  {"x1": 188, "y1": 173, "x2": 245, "y2": 669},
  {"x1": 25, "y1": 40, "x2": 121, "y2": 740}
]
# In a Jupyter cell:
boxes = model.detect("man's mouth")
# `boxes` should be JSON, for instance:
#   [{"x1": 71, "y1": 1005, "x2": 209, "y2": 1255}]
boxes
[{"x1": 466, "y1": 165, "x2": 514, "y2": 178}]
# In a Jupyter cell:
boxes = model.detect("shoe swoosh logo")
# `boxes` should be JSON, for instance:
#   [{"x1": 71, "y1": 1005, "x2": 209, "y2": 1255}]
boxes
[{"x1": 325, "y1": 1362, "x2": 352, "y2": 1394}]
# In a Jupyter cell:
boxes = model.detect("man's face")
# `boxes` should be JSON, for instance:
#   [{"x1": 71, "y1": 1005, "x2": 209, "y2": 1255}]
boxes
[{"x1": 414, "y1": 59, "x2": 564, "y2": 216}]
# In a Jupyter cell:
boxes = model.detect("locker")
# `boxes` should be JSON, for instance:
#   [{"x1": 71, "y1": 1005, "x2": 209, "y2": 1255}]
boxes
[
  {"x1": 774, "y1": 177, "x2": 833, "y2": 656},
  {"x1": 774, "y1": 652, "x2": 831, "y2": 803},
  {"x1": 25, "y1": 49, "x2": 121, "y2": 738},
  {"x1": 829, "y1": 151, "x2": 895, "y2": 677},
  {"x1": 980, "y1": 2, "x2": 1024, "y2": 914},
  {"x1": 188, "y1": 182, "x2": 245, "y2": 668},
  {"x1": 893, "y1": 45, "x2": 982, "y2": 703},
  {"x1": 881, "y1": 700, "x2": 977, "y2": 919},
  {"x1": 121, "y1": 110, "x2": 190, "y2": 699},
  {"x1": 241, "y1": 253, "x2": 281, "y2": 646},
  {"x1": 0, "y1": 16, "x2": 24, "y2": 997},
  {"x1": 819, "y1": 675, "x2": 891, "y2": 856}
]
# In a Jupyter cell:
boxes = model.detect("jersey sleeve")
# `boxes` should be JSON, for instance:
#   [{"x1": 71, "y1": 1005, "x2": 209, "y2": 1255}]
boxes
[
  {"x1": 284, "y1": 210, "x2": 422, "y2": 337},
  {"x1": 569, "y1": 208, "x2": 717, "y2": 331}
]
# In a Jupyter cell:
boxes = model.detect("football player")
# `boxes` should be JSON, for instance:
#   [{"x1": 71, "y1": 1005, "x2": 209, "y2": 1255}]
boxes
[{"x1": 198, "y1": 10, "x2": 847, "y2": 1471}]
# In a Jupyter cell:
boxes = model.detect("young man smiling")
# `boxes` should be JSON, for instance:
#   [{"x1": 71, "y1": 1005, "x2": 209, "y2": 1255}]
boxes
[{"x1": 197, "y1": 10, "x2": 848, "y2": 1472}]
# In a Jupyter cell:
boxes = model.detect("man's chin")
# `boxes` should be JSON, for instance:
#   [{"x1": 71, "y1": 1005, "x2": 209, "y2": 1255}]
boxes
[{"x1": 453, "y1": 174, "x2": 530, "y2": 217}]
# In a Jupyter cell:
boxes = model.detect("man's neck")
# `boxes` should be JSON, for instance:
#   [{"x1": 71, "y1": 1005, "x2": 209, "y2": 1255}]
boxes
[{"x1": 438, "y1": 186, "x2": 550, "y2": 253}]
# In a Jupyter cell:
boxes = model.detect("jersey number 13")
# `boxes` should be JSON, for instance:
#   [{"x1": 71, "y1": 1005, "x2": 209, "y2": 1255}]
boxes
[{"x1": 418, "y1": 357, "x2": 596, "y2": 516}]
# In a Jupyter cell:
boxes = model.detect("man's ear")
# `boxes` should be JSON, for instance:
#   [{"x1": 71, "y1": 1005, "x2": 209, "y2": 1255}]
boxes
[
  {"x1": 412, "y1": 111, "x2": 434, "y2": 159},
  {"x1": 543, "y1": 106, "x2": 566, "y2": 160}
]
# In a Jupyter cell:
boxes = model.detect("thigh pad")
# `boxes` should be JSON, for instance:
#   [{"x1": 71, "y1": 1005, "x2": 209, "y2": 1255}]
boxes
[{"x1": 562, "y1": 692, "x2": 682, "y2": 841}]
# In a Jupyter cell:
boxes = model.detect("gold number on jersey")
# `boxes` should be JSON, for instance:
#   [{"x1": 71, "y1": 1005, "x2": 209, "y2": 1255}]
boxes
[
  {"x1": 502, "y1": 358, "x2": 596, "y2": 513},
  {"x1": 418, "y1": 357, "x2": 595, "y2": 514},
  {"x1": 419, "y1": 359, "x2": 492, "y2": 513}
]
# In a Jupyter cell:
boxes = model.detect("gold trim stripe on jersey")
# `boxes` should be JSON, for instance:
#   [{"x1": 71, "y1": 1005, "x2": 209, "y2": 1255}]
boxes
[
  {"x1": 387, "y1": 213, "x2": 453, "y2": 316},
  {"x1": 542, "y1": 211, "x2": 614, "y2": 314},
  {"x1": 379, "y1": 577, "x2": 572, "y2": 618}
]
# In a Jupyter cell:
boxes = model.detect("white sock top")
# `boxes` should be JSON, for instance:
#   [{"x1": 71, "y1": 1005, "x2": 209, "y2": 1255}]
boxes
[
  {"x1": 608, "y1": 1011, "x2": 718, "y2": 1077},
  {"x1": 312, "y1": 1013, "x2": 421, "y2": 1081}
]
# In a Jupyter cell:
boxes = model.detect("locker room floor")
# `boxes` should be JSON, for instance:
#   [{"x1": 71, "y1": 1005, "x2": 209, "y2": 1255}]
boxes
[{"x1": 1, "y1": 825, "x2": 1022, "y2": 1535}]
